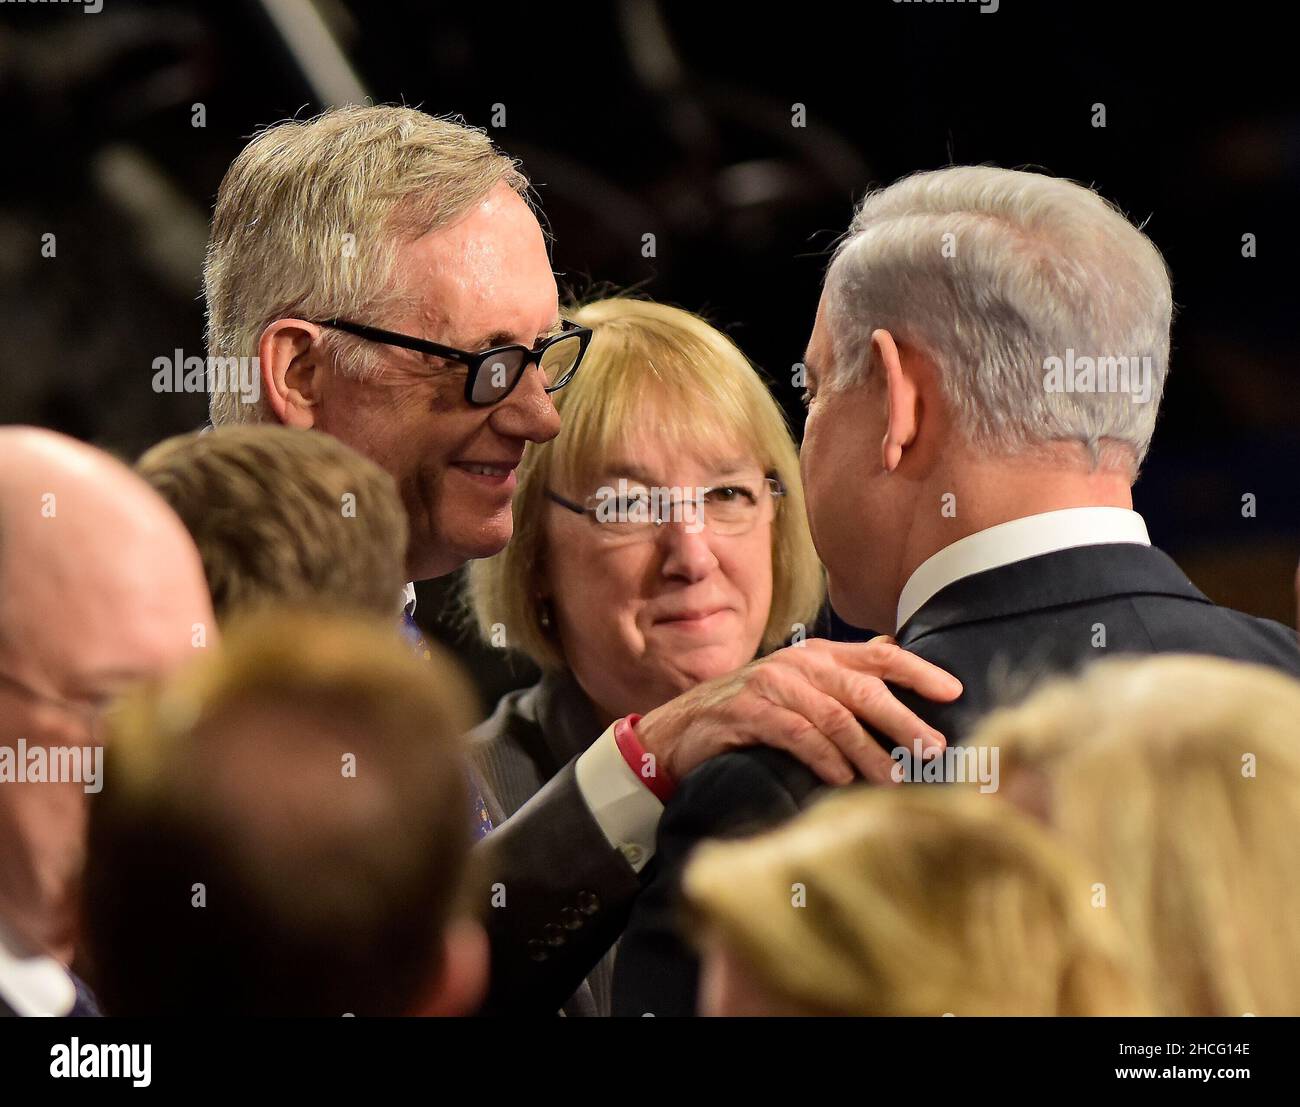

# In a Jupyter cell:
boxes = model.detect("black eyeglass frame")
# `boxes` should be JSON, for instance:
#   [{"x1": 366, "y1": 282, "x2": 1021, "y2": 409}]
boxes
[
  {"x1": 313, "y1": 317, "x2": 593, "y2": 406},
  {"x1": 545, "y1": 474, "x2": 787, "y2": 527}
]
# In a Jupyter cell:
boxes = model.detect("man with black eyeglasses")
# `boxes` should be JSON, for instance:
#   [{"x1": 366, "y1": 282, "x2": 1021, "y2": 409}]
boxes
[{"x1": 202, "y1": 104, "x2": 961, "y2": 1014}]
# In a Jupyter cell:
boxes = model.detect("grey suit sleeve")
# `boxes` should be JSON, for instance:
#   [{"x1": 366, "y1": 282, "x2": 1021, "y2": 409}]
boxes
[{"x1": 476, "y1": 757, "x2": 644, "y2": 1015}]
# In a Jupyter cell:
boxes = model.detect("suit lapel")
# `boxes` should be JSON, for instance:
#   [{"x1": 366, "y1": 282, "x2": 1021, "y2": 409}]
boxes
[
  {"x1": 530, "y1": 669, "x2": 606, "y2": 773},
  {"x1": 899, "y1": 543, "x2": 1212, "y2": 646}
]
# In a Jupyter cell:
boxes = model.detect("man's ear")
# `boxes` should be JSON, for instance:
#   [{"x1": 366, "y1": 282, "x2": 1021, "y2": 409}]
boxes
[
  {"x1": 871, "y1": 328, "x2": 921, "y2": 474},
  {"x1": 258, "y1": 319, "x2": 327, "y2": 428},
  {"x1": 409, "y1": 917, "x2": 489, "y2": 1017}
]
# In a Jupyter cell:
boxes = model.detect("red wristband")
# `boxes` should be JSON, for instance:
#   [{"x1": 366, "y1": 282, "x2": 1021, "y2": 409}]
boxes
[{"x1": 613, "y1": 713, "x2": 676, "y2": 803}]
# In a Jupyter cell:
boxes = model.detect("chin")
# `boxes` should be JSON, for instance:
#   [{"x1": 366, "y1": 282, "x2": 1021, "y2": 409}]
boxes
[
  {"x1": 456, "y1": 530, "x2": 514, "y2": 571},
  {"x1": 660, "y1": 639, "x2": 755, "y2": 687},
  {"x1": 402, "y1": 520, "x2": 509, "y2": 582}
]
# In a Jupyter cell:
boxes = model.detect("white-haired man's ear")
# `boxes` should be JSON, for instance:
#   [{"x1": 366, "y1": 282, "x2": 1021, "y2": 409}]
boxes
[
  {"x1": 872, "y1": 328, "x2": 919, "y2": 474},
  {"x1": 258, "y1": 319, "x2": 326, "y2": 429}
]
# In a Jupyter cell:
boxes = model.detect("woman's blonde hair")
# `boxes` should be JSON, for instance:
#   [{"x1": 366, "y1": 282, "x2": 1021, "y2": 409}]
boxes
[
  {"x1": 976, "y1": 653, "x2": 1300, "y2": 1016},
  {"x1": 683, "y1": 787, "x2": 1147, "y2": 1016},
  {"x1": 465, "y1": 296, "x2": 824, "y2": 669}
]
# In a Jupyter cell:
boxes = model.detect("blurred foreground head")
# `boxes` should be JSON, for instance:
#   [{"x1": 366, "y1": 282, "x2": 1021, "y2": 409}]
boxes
[
  {"x1": 684, "y1": 787, "x2": 1144, "y2": 1016},
  {"x1": 982, "y1": 654, "x2": 1300, "y2": 1016},
  {"x1": 137, "y1": 425, "x2": 408, "y2": 625},
  {"x1": 83, "y1": 609, "x2": 485, "y2": 1016},
  {"x1": 0, "y1": 427, "x2": 212, "y2": 745},
  {"x1": 0, "y1": 426, "x2": 212, "y2": 961}
]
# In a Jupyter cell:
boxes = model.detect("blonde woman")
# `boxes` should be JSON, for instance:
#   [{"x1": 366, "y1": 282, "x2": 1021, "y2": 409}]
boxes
[
  {"x1": 683, "y1": 787, "x2": 1146, "y2": 1016},
  {"x1": 977, "y1": 653, "x2": 1300, "y2": 1016},
  {"x1": 465, "y1": 297, "x2": 827, "y2": 1013}
]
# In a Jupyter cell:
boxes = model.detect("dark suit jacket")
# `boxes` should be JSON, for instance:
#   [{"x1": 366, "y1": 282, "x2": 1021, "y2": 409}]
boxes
[
  {"x1": 610, "y1": 542, "x2": 1300, "y2": 1016},
  {"x1": 472, "y1": 671, "x2": 644, "y2": 1016}
]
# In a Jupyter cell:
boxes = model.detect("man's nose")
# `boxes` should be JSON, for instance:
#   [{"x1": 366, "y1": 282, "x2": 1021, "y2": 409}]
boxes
[{"x1": 490, "y1": 363, "x2": 561, "y2": 443}]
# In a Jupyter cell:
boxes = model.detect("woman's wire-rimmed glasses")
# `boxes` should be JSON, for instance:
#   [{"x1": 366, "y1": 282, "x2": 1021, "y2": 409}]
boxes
[{"x1": 546, "y1": 475, "x2": 785, "y2": 540}]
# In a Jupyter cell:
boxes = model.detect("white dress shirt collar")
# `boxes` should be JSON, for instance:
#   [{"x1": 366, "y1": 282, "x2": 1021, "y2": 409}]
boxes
[
  {"x1": 400, "y1": 582, "x2": 417, "y2": 619},
  {"x1": 896, "y1": 507, "x2": 1151, "y2": 631},
  {"x1": 0, "y1": 922, "x2": 76, "y2": 1017}
]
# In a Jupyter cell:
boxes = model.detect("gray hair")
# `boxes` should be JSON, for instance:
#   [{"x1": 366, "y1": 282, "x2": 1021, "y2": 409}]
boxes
[
  {"x1": 203, "y1": 105, "x2": 528, "y2": 427},
  {"x1": 823, "y1": 166, "x2": 1173, "y2": 466}
]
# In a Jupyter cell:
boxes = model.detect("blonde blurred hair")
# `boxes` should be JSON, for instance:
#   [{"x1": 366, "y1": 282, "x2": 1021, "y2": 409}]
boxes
[
  {"x1": 465, "y1": 297, "x2": 824, "y2": 669},
  {"x1": 978, "y1": 653, "x2": 1300, "y2": 1016},
  {"x1": 204, "y1": 104, "x2": 527, "y2": 426},
  {"x1": 88, "y1": 609, "x2": 481, "y2": 1014},
  {"x1": 684, "y1": 787, "x2": 1146, "y2": 1016},
  {"x1": 104, "y1": 608, "x2": 478, "y2": 804},
  {"x1": 137, "y1": 426, "x2": 407, "y2": 625}
]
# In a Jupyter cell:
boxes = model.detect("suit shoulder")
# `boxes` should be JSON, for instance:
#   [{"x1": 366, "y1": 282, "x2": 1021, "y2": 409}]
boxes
[
  {"x1": 676, "y1": 746, "x2": 818, "y2": 804},
  {"x1": 664, "y1": 747, "x2": 822, "y2": 841},
  {"x1": 1138, "y1": 600, "x2": 1300, "y2": 676},
  {"x1": 466, "y1": 682, "x2": 540, "y2": 752}
]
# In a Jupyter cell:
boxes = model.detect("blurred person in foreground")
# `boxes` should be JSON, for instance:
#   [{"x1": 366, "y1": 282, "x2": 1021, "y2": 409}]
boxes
[
  {"x1": 203, "y1": 104, "x2": 961, "y2": 1012},
  {"x1": 464, "y1": 297, "x2": 826, "y2": 1013},
  {"x1": 137, "y1": 425, "x2": 493, "y2": 838},
  {"x1": 0, "y1": 427, "x2": 213, "y2": 1016},
  {"x1": 613, "y1": 165, "x2": 1300, "y2": 1015},
  {"x1": 683, "y1": 788, "x2": 1146, "y2": 1016},
  {"x1": 985, "y1": 654, "x2": 1300, "y2": 1016},
  {"x1": 137, "y1": 425, "x2": 409, "y2": 625},
  {"x1": 82, "y1": 609, "x2": 485, "y2": 1016}
]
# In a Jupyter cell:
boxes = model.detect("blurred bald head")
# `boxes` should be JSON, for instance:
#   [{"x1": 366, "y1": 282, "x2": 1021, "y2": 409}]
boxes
[
  {"x1": 0, "y1": 428, "x2": 213, "y2": 959},
  {"x1": 0, "y1": 428, "x2": 214, "y2": 728}
]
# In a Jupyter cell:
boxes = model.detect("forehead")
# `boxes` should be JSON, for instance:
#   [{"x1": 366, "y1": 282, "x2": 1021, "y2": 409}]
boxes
[
  {"x1": 3, "y1": 505, "x2": 210, "y2": 682},
  {"x1": 597, "y1": 427, "x2": 761, "y2": 481},
  {"x1": 804, "y1": 294, "x2": 835, "y2": 371},
  {"x1": 395, "y1": 183, "x2": 558, "y2": 345}
]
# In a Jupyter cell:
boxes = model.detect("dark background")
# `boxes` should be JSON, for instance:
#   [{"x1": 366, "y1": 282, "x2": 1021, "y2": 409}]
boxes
[{"x1": 2, "y1": 0, "x2": 1296, "y2": 705}]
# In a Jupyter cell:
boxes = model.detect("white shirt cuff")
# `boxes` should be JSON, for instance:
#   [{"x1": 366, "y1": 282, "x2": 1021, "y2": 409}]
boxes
[{"x1": 574, "y1": 724, "x2": 664, "y2": 874}]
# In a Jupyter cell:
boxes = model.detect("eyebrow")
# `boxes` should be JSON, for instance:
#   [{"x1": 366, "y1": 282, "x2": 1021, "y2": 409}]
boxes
[
  {"x1": 465, "y1": 331, "x2": 516, "y2": 351},
  {"x1": 463, "y1": 317, "x2": 562, "y2": 353},
  {"x1": 599, "y1": 459, "x2": 757, "y2": 485}
]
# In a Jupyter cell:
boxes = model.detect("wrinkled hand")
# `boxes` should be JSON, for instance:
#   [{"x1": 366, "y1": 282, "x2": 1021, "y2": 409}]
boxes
[{"x1": 636, "y1": 636, "x2": 962, "y2": 786}]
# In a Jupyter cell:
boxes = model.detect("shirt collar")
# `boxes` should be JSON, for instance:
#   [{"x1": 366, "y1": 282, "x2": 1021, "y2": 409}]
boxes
[
  {"x1": 400, "y1": 582, "x2": 417, "y2": 619},
  {"x1": 896, "y1": 507, "x2": 1151, "y2": 631},
  {"x1": 0, "y1": 923, "x2": 76, "y2": 1017}
]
